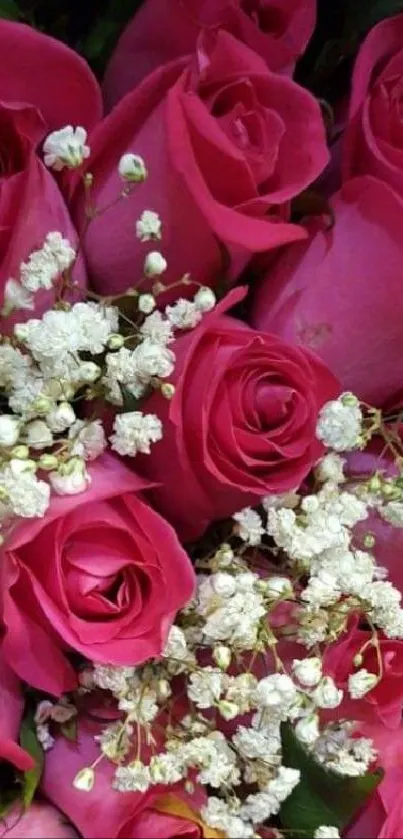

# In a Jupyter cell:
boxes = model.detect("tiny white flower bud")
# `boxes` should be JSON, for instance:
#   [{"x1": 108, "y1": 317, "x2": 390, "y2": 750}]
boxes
[
  {"x1": 218, "y1": 700, "x2": 239, "y2": 721},
  {"x1": 144, "y1": 251, "x2": 167, "y2": 277},
  {"x1": 25, "y1": 420, "x2": 53, "y2": 451},
  {"x1": 78, "y1": 362, "x2": 101, "y2": 383},
  {"x1": 46, "y1": 402, "x2": 76, "y2": 433},
  {"x1": 118, "y1": 153, "x2": 147, "y2": 183},
  {"x1": 138, "y1": 294, "x2": 156, "y2": 314},
  {"x1": 156, "y1": 679, "x2": 171, "y2": 701},
  {"x1": 50, "y1": 459, "x2": 91, "y2": 496},
  {"x1": 33, "y1": 396, "x2": 54, "y2": 416},
  {"x1": 312, "y1": 677, "x2": 343, "y2": 709},
  {"x1": 314, "y1": 827, "x2": 340, "y2": 839},
  {"x1": 213, "y1": 645, "x2": 231, "y2": 671},
  {"x1": 107, "y1": 334, "x2": 125, "y2": 350},
  {"x1": 348, "y1": 668, "x2": 378, "y2": 699},
  {"x1": 73, "y1": 767, "x2": 95, "y2": 792},
  {"x1": 11, "y1": 445, "x2": 30, "y2": 460},
  {"x1": 193, "y1": 286, "x2": 216, "y2": 313},
  {"x1": 0, "y1": 415, "x2": 20, "y2": 447},
  {"x1": 341, "y1": 392, "x2": 359, "y2": 407},
  {"x1": 295, "y1": 713, "x2": 320, "y2": 745},
  {"x1": 161, "y1": 383, "x2": 175, "y2": 400},
  {"x1": 39, "y1": 453, "x2": 59, "y2": 471},
  {"x1": 265, "y1": 576, "x2": 294, "y2": 600}
]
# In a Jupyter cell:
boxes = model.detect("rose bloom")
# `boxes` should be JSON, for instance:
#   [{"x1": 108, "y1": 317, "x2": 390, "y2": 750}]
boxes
[
  {"x1": 0, "y1": 802, "x2": 78, "y2": 839},
  {"x1": 0, "y1": 649, "x2": 34, "y2": 772},
  {"x1": 137, "y1": 288, "x2": 339, "y2": 541},
  {"x1": 103, "y1": 0, "x2": 317, "y2": 108},
  {"x1": 250, "y1": 175, "x2": 403, "y2": 406},
  {"x1": 0, "y1": 21, "x2": 101, "y2": 327},
  {"x1": 344, "y1": 13, "x2": 403, "y2": 197},
  {"x1": 324, "y1": 619, "x2": 403, "y2": 729},
  {"x1": 42, "y1": 716, "x2": 208, "y2": 839},
  {"x1": 72, "y1": 30, "x2": 328, "y2": 300},
  {"x1": 1, "y1": 455, "x2": 195, "y2": 695}
]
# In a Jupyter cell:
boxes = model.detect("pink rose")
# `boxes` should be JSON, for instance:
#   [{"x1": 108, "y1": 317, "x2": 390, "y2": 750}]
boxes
[
  {"x1": 324, "y1": 621, "x2": 403, "y2": 729},
  {"x1": 250, "y1": 176, "x2": 403, "y2": 406},
  {"x1": 345, "y1": 722, "x2": 403, "y2": 838},
  {"x1": 344, "y1": 14, "x2": 403, "y2": 197},
  {"x1": 41, "y1": 717, "x2": 154, "y2": 839},
  {"x1": 0, "y1": 649, "x2": 34, "y2": 772},
  {"x1": 0, "y1": 801, "x2": 78, "y2": 839},
  {"x1": 1, "y1": 455, "x2": 195, "y2": 695},
  {"x1": 0, "y1": 21, "x2": 102, "y2": 326},
  {"x1": 137, "y1": 289, "x2": 339, "y2": 541},
  {"x1": 72, "y1": 30, "x2": 328, "y2": 300},
  {"x1": 103, "y1": 0, "x2": 316, "y2": 109}
]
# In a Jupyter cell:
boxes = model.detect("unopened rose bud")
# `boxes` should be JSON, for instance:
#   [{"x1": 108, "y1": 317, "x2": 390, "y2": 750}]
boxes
[
  {"x1": 138, "y1": 294, "x2": 156, "y2": 314},
  {"x1": 118, "y1": 153, "x2": 147, "y2": 183},
  {"x1": 161, "y1": 383, "x2": 175, "y2": 400},
  {"x1": 107, "y1": 334, "x2": 125, "y2": 350},
  {"x1": 0, "y1": 415, "x2": 20, "y2": 447},
  {"x1": 73, "y1": 767, "x2": 94, "y2": 792},
  {"x1": 144, "y1": 251, "x2": 167, "y2": 278}
]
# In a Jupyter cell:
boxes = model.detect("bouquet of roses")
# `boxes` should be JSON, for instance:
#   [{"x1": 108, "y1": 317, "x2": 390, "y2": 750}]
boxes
[{"x1": 1, "y1": 1, "x2": 403, "y2": 837}]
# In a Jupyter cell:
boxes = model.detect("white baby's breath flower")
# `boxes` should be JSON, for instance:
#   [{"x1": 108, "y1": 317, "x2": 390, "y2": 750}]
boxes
[
  {"x1": 49, "y1": 460, "x2": 91, "y2": 496},
  {"x1": 292, "y1": 657, "x2": 322, "y2": 687},
  {"x1": 118, "y1": 153, "x2": 147, "y2": 183},
  {"x1": 187, "y1": 668, "x2": 225, "y2": 709},
  {"x1": 140, "y1": 311, "x2": 174, "y2": 345},
  {"x1": 312, "y1": 677, "x2": 343, "y2": 709},
  {"x1": 110, "y1": 412, "x2": 162, "y2": 457},
  {"x1": 255, "y1": 674, "x2": 297, "y2": 712},
  {"x1": 0, "y1": 415, "x2": 20, "y2": 447},
  {"x1": 233, "y1": 507, "x2": 264, "y2": 545},
  {"x1": 314, "y1": 827, "x2": 340, "y2": 839},
  {"x1": 43, "y1": 126, "x2": 90, "y2": 171},
  {"x1": 315, "y1": 453, "x2": 345, "y2": 484},
  {"x1": 348, "y1": 669, "x2": 378, "y2": 699},
  {"x1": 114, "y1": 761, "x2": 151, "y2": 793},
  {"x1": 3, "y1": 279, "x2": 34, "y2": 313},
  {"x1": 25, "y1": 419, "x2": 53, "y2": 450},
  {"x1": 380, "y1": 501, "x2": 403, "y2": 528},
  {"x1": 1, "y1": 463, "x2": 50, "y2": 518},
  {"x1": 165, "y1": 299, "x2": 202, "y2": 330},
  {"x1": 136, "y1": 210, "x2": 161, "y2": 241},
  {"x1": 138, "y1": 294, "x2": 156, "y2": 314},
  {"x1": 46, "y1": 402, "x2": 76, "y2": 433},
  {"x1": 295, "y1": 714, "x2": 320, "y2": 745},
  {"x1": 68, "y1": 420, "x2": 106, "y2": 460},
  {"x1": 316, "y1": 393, "x2": 362, "y2": 452},
  {"x1": 193, "y1": 287, "x2": 216, "y2": 313},
  {"x1": 144, "y1": 251, "x2": 167, "y2": 277}
]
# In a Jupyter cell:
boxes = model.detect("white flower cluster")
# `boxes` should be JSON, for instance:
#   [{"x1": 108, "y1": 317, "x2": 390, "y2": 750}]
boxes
[
  {"x1": 316, "y1": 393, "x2": 363, "y2": 452},
  {"x1": 3, "y1": 232, "x2": 76, "y2": 314}
]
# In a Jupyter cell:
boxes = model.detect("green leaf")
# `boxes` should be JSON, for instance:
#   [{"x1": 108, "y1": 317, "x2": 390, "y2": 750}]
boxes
[
  {"x1": 19, "y1": 716, "x2": 44, "y2": 810},
  {"x1": 279, "y1": 722, "x2": 384, "y2": 839},
  {"x1": 0, "y1": 0, "x2": 20, "y2": 20}
]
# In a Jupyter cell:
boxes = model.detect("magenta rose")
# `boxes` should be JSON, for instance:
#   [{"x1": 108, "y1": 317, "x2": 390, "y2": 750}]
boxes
[
  {"x1": 41, "y1": 717, "x2": 154, "y2": 839},
  {"x1": 72, "y1": 30, "x2": 328, "y2": 300},
  {"x1": 250, "y1": 175, "x2": 403, "y2": 406},
  {"x1": 0, "y1": 801, "x2": 78, "y2": 839},
  {"x1": 136, "y1": 289, "x2": 339, "y2": 541},
  {"x1": 344, "y1": 14, "x2": 403, "y2": 197},
  {"x1": 1, "y1": 456, "x2": 195, "y2": 696},
  {"x1": 103, "y1": 0, "x2": 316, "y2": 109},
  {"x1": 0, "y1": 648, "x2": 34, "y2": 772},
  {"x1": 0, "y1": 21, "x2": 102, "y2": 327}
]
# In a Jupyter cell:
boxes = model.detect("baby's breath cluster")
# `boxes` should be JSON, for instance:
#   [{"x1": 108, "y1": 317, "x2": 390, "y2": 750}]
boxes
[
  {"x1": 0, "y1": 148, "x2": 216, "y2": 536},
  {"x1": 68, "y1": 390, "x2": 403, "y2": 839}
]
